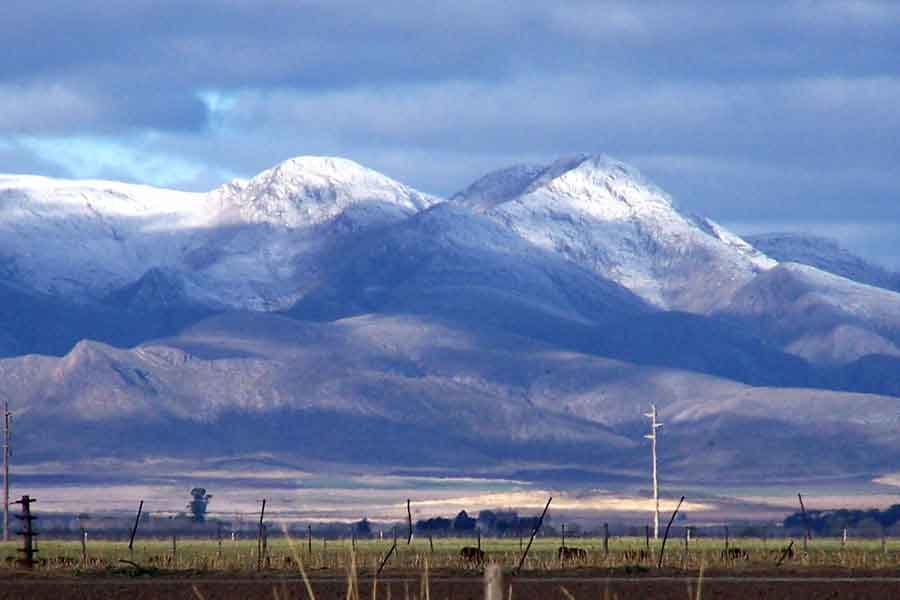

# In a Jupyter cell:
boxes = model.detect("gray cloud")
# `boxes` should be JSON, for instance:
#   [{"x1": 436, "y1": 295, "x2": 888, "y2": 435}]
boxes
[{"x1": 0, "y1": 83, "x2": 207, "y2": 134}]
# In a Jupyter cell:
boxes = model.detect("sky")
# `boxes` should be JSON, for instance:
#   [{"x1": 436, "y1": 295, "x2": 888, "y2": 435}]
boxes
[{"x1": 3, "y1": 1, "x2": 899, "y2": 267}]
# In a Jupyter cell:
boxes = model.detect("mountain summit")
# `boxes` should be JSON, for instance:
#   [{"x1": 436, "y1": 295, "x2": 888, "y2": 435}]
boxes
[
  {"x1": 0, "y1": 157, "x2": 439, "y2": 310},
  {"x1": 453, "y1": 154, "x2": 775, "y2": 312},
  {"x1": 211, "y1": 156, "x2": 439, "y2": 228}
]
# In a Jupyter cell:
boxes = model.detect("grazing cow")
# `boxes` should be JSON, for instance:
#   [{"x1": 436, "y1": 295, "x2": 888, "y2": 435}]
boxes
[
  {"x1": 623, "y1": 549, "x2": 650, "y2": 562},
  {"x1": 558, "y1": 546, "x2": 588, "y2": 561},
  {"x1": 460, "y1": 546, "x2": 485, "y2": 565},
  {"x1": 721, "y1": 547, "x2": 749, "y2": 561}
]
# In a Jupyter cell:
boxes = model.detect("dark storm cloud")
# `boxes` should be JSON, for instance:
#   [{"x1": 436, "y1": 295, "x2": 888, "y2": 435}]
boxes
[
  {"x1": 3, "y1": 2, "x2": 898, "y2": 142},
  {"x1": 2, "y1": 0, "x2": 899, "y2": 264},
  {"x1": 6, "y1": 2, "x2": 899, "y2": 85}
]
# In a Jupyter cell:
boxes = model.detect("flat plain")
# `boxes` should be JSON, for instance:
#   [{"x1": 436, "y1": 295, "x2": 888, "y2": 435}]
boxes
[{"x1": 3, "y1": 537, "x2": 900, "y2": 598}]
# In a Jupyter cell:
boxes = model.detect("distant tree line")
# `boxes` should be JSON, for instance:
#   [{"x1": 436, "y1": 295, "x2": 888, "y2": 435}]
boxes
[
  {"x1": 415, "y1": 510, "x2": 544, "y2": 536},
  {"x1": 784, "y1": 505, "x2": 900, "y2": 535}
]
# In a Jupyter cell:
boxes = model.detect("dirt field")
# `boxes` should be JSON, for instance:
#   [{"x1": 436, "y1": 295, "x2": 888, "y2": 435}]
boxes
[{"x1": 3, "y1": 570, "x2": 900, "y2": 599}]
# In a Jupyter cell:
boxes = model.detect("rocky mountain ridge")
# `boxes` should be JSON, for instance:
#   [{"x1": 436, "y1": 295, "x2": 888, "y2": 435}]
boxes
[{"x1": 2, "y1": 154, "x2": 900, "y2": 481}]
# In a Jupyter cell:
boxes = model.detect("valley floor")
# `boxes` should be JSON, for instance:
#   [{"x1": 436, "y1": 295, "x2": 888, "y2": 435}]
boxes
[
  {"x1": 10, "y1": 458, "x2": 900, "y2": 527},
  {"x1": 5, "y1": 539, "x2": 900, "y2": 598}
]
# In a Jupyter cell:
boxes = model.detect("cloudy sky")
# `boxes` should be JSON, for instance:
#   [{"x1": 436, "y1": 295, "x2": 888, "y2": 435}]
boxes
[{"x1": 3, "y1": 1, "x2": 899, "y2": 266}]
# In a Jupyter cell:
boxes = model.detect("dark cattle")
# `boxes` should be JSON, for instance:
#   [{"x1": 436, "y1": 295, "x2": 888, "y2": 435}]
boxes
[
  {"x1": 460, "y1": 546, "x2": 485, "y2": 565},
  {"x1": 558, "y1": 546, "x2": 588, "y2": 561},
  {"x1": 623, "y1": 549, "x2": 650, "y2": 562},
  {"x1": 721, "y1": 547, "x2": 749, "y2": 561}
]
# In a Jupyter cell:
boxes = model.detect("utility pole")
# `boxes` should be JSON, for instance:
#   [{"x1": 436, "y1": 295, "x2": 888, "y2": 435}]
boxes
[
  {"x1": 3, "y1": 400, "x2": 10, "y2": 542},
  {"x1": 644, "y1": 404, "x2": 663, "y2": 540},
  {"x1": 14, "y1": 494, "x2": 37, "y2": 568}
]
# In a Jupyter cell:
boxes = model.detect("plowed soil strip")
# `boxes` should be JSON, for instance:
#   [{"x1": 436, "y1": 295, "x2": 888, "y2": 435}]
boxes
[{"x1": 3, "y1": 576, "x2": 900, "y2": 600}]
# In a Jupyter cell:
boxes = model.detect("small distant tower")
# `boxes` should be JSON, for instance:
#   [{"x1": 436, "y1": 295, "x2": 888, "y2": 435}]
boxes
[{"x1": 644, "y1": 404, "x2": 663, "y2": 539}]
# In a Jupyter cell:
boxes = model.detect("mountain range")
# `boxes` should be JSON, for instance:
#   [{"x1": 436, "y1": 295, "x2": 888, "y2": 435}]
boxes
[{"x1": 2, "y1": 154, "x2": 900, "y2": 485}]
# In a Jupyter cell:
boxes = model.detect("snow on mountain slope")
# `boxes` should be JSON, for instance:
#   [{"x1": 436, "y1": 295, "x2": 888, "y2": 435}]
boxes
[
  {"x1": 0, "y1": 174, "x2": 212, "y2": 299},
  {"x1": 210, "y1": 156, "x2": 437, "y2": 227},
  {"x1": 746, "y1": 232, "x2": 900, "y2": 292},
  {"x1": 0, "y1": 157, "x2": 441, "y2": 310},
  {"x1": 722, "y1": 262, "x2": 900, "y2": 364},
  {"x1": 452, "y1": 155, "x2": 776, "y2": 312},
  {"x1": 289, "y1": 202, "x2": 649, "y2": 327},
  {"x1": 182, "y1": 157, "x2": 442, "y2": 310},
  {"x1": 450, "y1": 164, "x2": 545, "y2": 213}
]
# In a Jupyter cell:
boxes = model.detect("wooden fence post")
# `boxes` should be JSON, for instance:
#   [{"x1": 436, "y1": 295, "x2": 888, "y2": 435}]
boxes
[
  {"x1": 262, "y1": 524, "x2": 268, "y2": 566},
  {"x1": 513, "y1": 497, "x2": 552, "y2": 575},
  {"x1": 128, "y1": 500, "x2": 143, "y2": 555},
  {"x1": 603, "y1": 523, "x2": 609, "y2": 556},
  {"x1": 257, "y1": 499, "x2": 266, "y2": 571},
  {"x1": 376, "y1": 540, "x2": 398, "y2": 576},
  {"x1": 657, "y1": 496, "x2": 684, "y2": 569},
  {"x1": 14, "y1": 495, "x2": 38, "y2": 569},
  {"x1": 406, "y1": 499, "x2": 413, "y2": 545},
  {"x1": 798, "y1": 493, "x2": 811, "y2": 551}
]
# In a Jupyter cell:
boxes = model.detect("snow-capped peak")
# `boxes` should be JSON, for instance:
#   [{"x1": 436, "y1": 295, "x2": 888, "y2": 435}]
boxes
[
  {"x1": 0, "y1": 156, "x2": 442, "y2": 309},
  {"x1": 452, "y1": 154, "x2": 676, "y2": 218},
  {"x1": 212, "y1": 155, "x2": 441, "y2": 228},
  {"x1": 452, "y1": 154, "x2": 776, "y2": 312},
  {"x1": 530, "y1": 154, "x2": 677, "y2": 218}
]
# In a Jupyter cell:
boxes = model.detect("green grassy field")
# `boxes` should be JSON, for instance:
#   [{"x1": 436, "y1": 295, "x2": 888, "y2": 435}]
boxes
[{"x1": 3, "y1": 535, "x2": 900, "y2": 574}]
